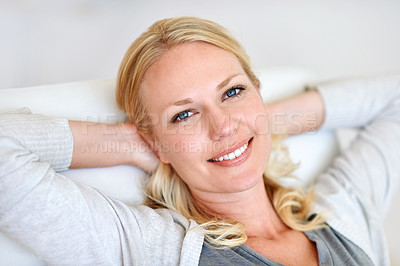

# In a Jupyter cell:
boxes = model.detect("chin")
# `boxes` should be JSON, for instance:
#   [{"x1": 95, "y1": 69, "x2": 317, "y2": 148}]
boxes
[
  {"x1": 228, "y1": 147, "x2": 270, "y2": 193},
  {"x1": 227, "y1": 168, "x2": 265, "y2": 193}
]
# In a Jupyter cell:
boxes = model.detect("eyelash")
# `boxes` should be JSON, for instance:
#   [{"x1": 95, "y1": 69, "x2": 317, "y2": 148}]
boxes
[
  {"x1": 171, "y1": 85, "x2": 247, "y2": 123},
  {"x1": 222, "y1": 85, "x2": 246, "y2": 101}
]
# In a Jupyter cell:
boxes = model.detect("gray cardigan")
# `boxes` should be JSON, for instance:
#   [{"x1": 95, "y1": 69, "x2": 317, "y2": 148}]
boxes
[{"x1": 0, "y1": 75, "x2": 399, "y2": 265}]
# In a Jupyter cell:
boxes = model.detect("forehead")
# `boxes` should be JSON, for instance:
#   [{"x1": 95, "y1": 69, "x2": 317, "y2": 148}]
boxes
[{"x1": 140, "y1": 42, "x2": 245, "y2": 112}]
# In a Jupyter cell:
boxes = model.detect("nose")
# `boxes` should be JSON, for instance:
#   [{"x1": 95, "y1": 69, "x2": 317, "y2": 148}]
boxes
[{"x1": 207, "y1": 107, "x2": 238, "y2": 141}]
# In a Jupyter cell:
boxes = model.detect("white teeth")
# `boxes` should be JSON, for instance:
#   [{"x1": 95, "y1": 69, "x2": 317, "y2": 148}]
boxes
[
  {"x1": 210, "y1": 141, "x2": 249, "y2": 162},
  {"x1": 234, "y1": 149, "x2": 241, "y2": 157}
]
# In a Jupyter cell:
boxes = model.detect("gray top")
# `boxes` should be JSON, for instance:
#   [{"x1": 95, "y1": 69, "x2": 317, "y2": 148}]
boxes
[
  {"x1": 199, "y1": 225, "x2": 373, "y2": 265},
  {"x1": 0, "y1": 75, "x2": 399, "y2": 265}
]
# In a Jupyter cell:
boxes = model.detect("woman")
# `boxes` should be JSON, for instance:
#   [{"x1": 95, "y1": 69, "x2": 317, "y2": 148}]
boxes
[{"x1": 0, "y1": 17, "x2": 399, "y2": 265}]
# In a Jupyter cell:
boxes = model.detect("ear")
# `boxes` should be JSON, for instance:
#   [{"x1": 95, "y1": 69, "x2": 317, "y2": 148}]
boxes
[{"x1": 143, "y1": 134, "x2": 170, "y2": 164}]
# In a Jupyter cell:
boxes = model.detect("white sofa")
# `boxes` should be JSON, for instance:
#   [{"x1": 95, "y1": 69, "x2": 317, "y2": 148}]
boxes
[{"x1": 1, "y1": 68, "x2": 396, "y2": 265}]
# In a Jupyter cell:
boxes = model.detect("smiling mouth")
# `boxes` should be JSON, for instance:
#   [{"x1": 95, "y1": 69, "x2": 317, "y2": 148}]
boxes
[{"x1": 208, "y1": 137, "x2": 253, "y2": 162}]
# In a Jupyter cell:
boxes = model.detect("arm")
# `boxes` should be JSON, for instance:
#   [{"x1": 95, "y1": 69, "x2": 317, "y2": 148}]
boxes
[
  {"x1": 314, "y1": 75, "x2": 400, "y2": 213},
  {"x1": 265, "y1": 76, "x2": 400, "y2": 265},
  {"x1": 0, "y1": 111, "x2": 187, "y2": 265},
  {"x1": 69, "y1": 120, "x2": 158, "y2": 173},
  {"x1": 314, "y1": 75, "x2": 400, "y2": 265},
  {"x1": 0, "y1": 109, "x2": 158, "y2": 173},
  {"x1": 0, "y1": 112, "x2": 115, "y2": 263},
  {"x1": 266, "y1": 75, "x2": 400, "y2": 214},
  {"x1": 265, "y1": 90, "x2": 325, "y2": 135}
]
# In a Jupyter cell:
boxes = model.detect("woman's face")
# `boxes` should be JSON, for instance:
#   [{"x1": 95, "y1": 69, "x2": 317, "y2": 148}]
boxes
[{"x1": 141, "y1": 42, "x2": 271, "y2": 197}]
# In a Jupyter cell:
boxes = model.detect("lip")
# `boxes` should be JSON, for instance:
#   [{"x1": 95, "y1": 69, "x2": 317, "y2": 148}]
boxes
[
  {"x1": 208, "y1": 138, "x2": 252, "y2": 160},
  {"x1": 207, "y1": 137, "x2": 253, "y2": 167}
]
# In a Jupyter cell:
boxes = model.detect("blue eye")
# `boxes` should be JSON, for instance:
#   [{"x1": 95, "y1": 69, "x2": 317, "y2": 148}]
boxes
[
  {"x1": 223, "y1": 86, "x2": 245, "y2": 100},
  {"x1": 226, "y1": 88, "x2": 238, "y2": 97},
  {"x1": 172, "y1": 110, "x2": 195, "y2": 123},
  {"x1": 178, "y1": 111, "x2": 189, "y2": 120}
]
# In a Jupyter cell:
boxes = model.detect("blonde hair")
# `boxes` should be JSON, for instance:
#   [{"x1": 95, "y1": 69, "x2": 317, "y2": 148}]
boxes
[{"x1": 116, "y1": 16, "x2": 325, "y2": 248}]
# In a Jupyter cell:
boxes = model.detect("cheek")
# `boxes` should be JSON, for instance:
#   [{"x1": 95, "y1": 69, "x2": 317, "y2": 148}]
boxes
[
  {"x1": 157, "y1": 132, "x2": 205, "y2": 168},
  {"x1": 160, "y1": 134, "x2": 209, "y2": 188},
  {"x1": 240, "y1": 97, "x2": 268, "y2": 134}
]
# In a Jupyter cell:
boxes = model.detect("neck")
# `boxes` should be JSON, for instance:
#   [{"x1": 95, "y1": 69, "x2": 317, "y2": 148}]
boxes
[{"x1": 191, "y1": 178, "x2": 288, "y2": 238}]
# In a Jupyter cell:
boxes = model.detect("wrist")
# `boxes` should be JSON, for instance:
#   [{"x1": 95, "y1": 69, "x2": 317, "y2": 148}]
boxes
[
  {"x1": 265, "y1": 103, "x2": 287, "y2": 135},
  {"x1": 116, "y1": 122, "x2": 159, "y2": 173}
]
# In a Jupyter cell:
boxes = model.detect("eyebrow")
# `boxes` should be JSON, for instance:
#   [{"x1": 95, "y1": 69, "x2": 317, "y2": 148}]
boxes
[
  {"x1": 216, "y1": 73, "x2": 242, "y2": 91},
  {"x1": 164, "y1": 73, "x2": 243, "y2": 110}
]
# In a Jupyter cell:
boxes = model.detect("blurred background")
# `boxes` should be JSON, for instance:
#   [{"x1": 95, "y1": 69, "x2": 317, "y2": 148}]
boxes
[
  {"x1": 1, "y1": 0, "x2": 400, "y2": 264},
  {"x1": 0, "y1": 0, "x2": 399, "y2": 89}
]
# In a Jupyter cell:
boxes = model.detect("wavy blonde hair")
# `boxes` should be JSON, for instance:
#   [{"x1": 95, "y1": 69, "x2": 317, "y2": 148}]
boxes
[{"x1": 116, "y1": 16, "x2": 325, "y2": 248}]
